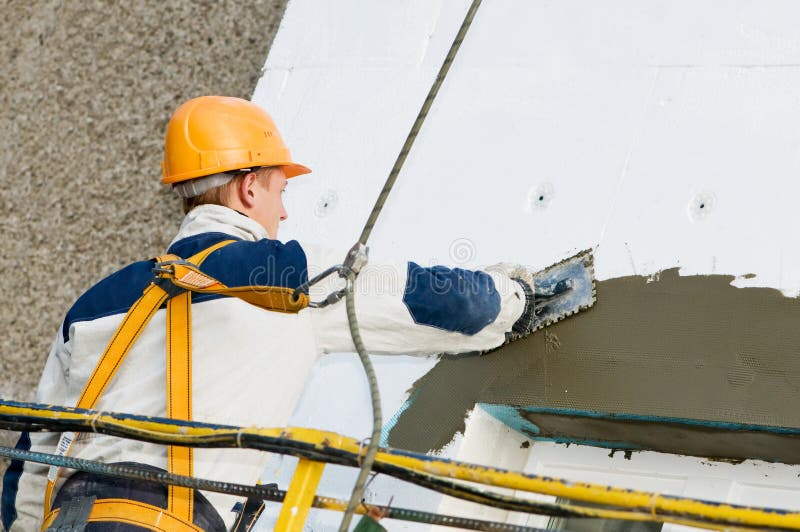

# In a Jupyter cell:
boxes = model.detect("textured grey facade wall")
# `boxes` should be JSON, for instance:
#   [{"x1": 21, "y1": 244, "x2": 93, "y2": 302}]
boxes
[{"x1": 0, "y1": 0, "x2": 288, "y2": 475}]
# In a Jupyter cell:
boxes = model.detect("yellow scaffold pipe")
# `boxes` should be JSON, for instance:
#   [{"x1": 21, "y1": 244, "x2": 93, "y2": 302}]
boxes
[{"x1": 2, "y1": 400, "x2": 799, "y2": 531}]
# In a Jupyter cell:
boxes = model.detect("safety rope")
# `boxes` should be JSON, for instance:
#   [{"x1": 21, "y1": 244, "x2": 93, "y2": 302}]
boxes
[
  {"x1": 339, "y1": 1, "x2": 484, "y2": 530},
  {"x1": 0, "y1": 445, "x2": 548, "y2": 532}
]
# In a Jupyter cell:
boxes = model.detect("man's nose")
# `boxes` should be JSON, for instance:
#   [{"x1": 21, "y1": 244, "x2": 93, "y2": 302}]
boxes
[{"x1": 280, "y1": 205, "x2": 288, "y2": 221}]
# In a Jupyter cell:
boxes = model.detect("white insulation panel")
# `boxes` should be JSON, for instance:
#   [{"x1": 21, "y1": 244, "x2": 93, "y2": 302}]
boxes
[{"x1": 251, "y1": 1, "x2": 800, "y2": 529}]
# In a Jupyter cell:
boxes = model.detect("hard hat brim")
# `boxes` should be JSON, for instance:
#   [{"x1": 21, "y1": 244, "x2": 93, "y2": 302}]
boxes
[{"x1": 282, "y1": 163, "x2": 312, "y2": 179}]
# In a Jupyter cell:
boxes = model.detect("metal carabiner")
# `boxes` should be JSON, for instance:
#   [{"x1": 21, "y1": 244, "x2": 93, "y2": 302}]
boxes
[
  {"x1": 292, "y1": 264, "x2": 344, "y2": 308},
  {"x1": 292, "y1": 242, "x2": 370, "y2": 308}
]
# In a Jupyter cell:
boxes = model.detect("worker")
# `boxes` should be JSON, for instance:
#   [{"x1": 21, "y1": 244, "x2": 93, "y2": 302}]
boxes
[{"x1": 2, "y1": 95, "x2": 537, "y2": 531}]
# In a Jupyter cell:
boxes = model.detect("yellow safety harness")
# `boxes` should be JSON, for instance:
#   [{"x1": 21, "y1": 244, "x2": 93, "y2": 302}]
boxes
[{"x1": 42, "y1": 240, "x2": 309, "y2": 531}]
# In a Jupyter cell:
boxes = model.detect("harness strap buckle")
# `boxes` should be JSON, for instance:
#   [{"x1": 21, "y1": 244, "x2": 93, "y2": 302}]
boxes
[
  {"x1": 152, "y1": 259, "x2": 197, "y2": 275},
  {"x1": 153, "y1": 277, "x2": 188, "y2": 299}
]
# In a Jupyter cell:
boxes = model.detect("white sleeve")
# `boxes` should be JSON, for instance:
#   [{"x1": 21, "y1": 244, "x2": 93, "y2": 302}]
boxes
[
  {"x1": 302, "y1": 244, "x2": 526, "y2": 356},
  {"x1": 6, "y1": 333, "x2": 69, "y2": 532}
]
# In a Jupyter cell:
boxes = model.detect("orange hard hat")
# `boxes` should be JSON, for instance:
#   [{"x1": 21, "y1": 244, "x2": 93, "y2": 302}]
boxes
[{"x1": 161, "y1": 95, "x2": 311, "y2": 184}]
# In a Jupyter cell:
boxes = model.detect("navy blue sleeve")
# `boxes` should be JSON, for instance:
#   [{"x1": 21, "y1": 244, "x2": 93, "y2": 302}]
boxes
[
  {"x1": 402, "y1": 262, "x2": 501, "y2": 335},
  {"x1": 61, "y1": 233, "x2": 309, "y2": 341}
]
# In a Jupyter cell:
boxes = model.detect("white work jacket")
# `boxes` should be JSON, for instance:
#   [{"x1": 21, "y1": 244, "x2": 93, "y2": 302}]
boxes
[{"x1": 4, "y1": 205, "x2": 526, "y2": 531}]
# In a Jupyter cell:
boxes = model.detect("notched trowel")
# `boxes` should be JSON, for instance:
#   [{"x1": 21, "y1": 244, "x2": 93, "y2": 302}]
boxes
[{"x1": 529, "y1": 250, "x2": 596, "y2": 332}]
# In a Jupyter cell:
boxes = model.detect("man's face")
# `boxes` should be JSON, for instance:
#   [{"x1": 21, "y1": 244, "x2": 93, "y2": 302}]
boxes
[{"x1": 251, "y1": 167, "x2": 288, "y2": 239}]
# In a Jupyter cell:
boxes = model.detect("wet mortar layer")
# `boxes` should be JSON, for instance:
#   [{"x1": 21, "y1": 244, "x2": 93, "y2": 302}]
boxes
[
  {"x1": 387, "y1": 268, "x2": 800, "y2": 458},
  {"x1": 0, "y1": 0, "x2": 288, "y2": 476}
]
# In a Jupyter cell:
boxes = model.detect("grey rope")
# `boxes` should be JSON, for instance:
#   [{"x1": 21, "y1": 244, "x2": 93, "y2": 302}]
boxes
[
  {"x1": 0, "y1": 445, "x2": 546, "y2": 531},
  {"x1": 339, "y1": 1, "x2": 484, "y2": 530},
  {"x1": 340, "y1": 275, "x2": 382, "y2": 531}
]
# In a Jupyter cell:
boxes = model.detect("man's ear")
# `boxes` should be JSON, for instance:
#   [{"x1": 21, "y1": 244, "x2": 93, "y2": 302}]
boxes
[{"x1": 237, "y1": 171, "x2": 259, "y2": 209}]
